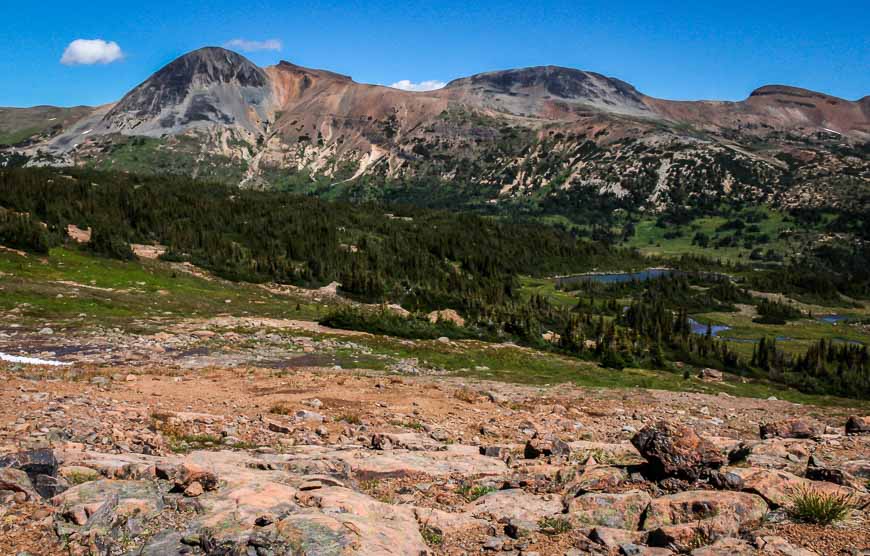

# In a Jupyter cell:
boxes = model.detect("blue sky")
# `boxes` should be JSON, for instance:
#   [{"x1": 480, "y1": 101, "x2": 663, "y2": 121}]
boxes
[{"x1": 2, "y1": 0, "x2": 867, "y2": 107}]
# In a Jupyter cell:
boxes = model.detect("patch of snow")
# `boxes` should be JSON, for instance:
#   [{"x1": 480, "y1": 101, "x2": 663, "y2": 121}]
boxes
[
  {"x1": 821, "y1": 128, "x2": 841, "y2": 135},
  {"x1": 81, "y1": 129, "x2": 93, "y2": 135},
  {"x1": 0, "y1": 352, "x2": 71, "y2": 366}
]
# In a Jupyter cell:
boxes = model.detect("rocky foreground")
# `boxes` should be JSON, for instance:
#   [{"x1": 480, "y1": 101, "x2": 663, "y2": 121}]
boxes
[{"x1": 1, "y1": 324, "x2": 869, "y2": 555}]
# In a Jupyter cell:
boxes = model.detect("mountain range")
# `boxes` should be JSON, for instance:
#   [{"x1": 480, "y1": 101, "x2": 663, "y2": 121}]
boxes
[{"x1": 2, "y1": 47, "x2": 868, "y2": 212}]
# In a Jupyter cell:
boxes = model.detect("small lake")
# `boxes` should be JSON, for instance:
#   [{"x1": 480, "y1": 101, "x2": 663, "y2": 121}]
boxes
[
  {"x1": 555, "y1": 268, "x2": 730, "y2": 288},
  {"x1": 688, "y1": 318, "x2": 731, "y2": 337},
  {"x1": 817, "y1": 315, "x2": 847, "y2": 324},
  {"x1": 556, "y1": 268, "x2": 675, "y2": 287}
]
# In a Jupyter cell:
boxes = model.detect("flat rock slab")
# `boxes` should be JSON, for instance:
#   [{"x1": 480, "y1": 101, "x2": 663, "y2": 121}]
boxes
[
  {"x1": 328, "y1": 445, "x2": 509, "y2": 479},
  {"x1": 567, "y1": 441, "x2": 644, "y2": 466},
  {"x1": 466, "y1": 488, "x2": 562, "y2": 523},
  {"x1": 642, "y1": 490, "x2": 768, "y2": 537}
]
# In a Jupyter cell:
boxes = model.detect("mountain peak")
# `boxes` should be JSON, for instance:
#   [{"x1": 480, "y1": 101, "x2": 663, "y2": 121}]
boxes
[{"x1": 100, "y1": 47, "x2": 272, "y2": 135}]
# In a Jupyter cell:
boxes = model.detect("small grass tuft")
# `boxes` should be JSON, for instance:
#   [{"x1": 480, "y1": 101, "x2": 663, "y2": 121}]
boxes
[
  {"x1": 538, "y1": 516, "x2": 572, "y2": 535},
  {"x1": 420, "y1": 524, "x2": 443, "y2": 546},
  {"x1": 457, "y1": 483, "x2": 496, "y2": 501},
  {"x1": 787, "y1": 486, "x2": 854, "y2": 525},
  {"x1": 269, "y1": 402, "x2": 294, "y2": 415},
  {"x1": 337, "y1": 413, "x2": 362, "y2": 425},
  {"x1": 454, "y1": 387, "x2": 479, "y2": 404}
]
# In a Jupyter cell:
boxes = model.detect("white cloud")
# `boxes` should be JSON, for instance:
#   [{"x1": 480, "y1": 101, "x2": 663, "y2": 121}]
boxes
[
  {"x1": 224, "y1": 38, "x2": 283, "y2": 52},
  {"x1": 60, "y1": 39, "x2": 124, "y2": 66},
  {"x1": 389, "y1": 79, "x2": 447, "y2": 92}
]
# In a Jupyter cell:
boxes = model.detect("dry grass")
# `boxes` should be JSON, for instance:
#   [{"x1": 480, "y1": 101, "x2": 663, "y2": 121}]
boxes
[{"x1": 454, "y1": 387, "x2": 479, "y2": 403}]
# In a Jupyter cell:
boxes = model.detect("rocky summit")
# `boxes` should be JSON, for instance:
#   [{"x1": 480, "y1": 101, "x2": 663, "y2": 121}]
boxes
[
  {"x1": 1, "y1": 317, "x2": 869, "y2": 555},
  {"x1": 2, "y1": 47, "x2": 867, "y2": 211}
]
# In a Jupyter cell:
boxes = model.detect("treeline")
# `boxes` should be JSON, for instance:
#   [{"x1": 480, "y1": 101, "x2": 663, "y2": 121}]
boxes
[{"x1": 754, "y1": 337, "x2": 870, "y2": 399}]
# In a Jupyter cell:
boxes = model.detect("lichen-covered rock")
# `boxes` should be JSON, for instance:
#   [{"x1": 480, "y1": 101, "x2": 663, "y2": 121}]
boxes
[
  {"x1": 631, "y1": 421, "x2": 725, "y2": 480},
  {"x1": 567, "y1": 441, "x2": 645, "y2": 466},
  {"x1": 567, "y1": 490, "x2": 652, "y2": 529},
  {"x1": 728, "y1": 438, "x2": 812, "y2": 473},
  {"x1": 564, "y1": 465, "x2": 628, "y2": 497},
  {"x1": 52, "y1": 479, "x2": 164, "y2": 551},
  {"x1": 0, "y1": 467, "x2": 39, "y2": 500},
  {"x1": 287, "y1": 487, "x2": 429, "y2": 555},
  {"x1": 725, "y1": 467, "x2": 856, "y2": 507},
  {"x1": 642, "y1": 490, "x2": 768, "y2": 535}
]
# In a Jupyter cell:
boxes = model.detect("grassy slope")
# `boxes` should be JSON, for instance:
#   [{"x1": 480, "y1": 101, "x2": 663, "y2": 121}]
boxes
[
  {"x1": 623, "y1": 210, "x2": 795, "y2": 263},
  {"x1": 0, "y1": 247, "x2": 866, "y2": 408},
  {"x1": 0, "y1": 247, "x2": 320, "y2": 323},
  {"x1": 0, "y1": 106, "x2": 93, "y2": 146}
]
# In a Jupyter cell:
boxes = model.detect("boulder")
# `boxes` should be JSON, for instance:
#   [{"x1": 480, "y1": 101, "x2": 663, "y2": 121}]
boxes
[
  {"x1": 0, "y1": 448, "x2": 59, "y2": 479},
  {"x1": 0, "y1": 467, "x2": 39, "y2": 500},
  {"x1": 524, "y1": 436, "x2": 571, "y2": 459},
  {"x1": 156, "y1": 462, "x2": 219, "y2": 492},
  {"x1": 759, "y1": 419, "x2": 822, "y2": 440},
  {"x1": 698, "y1": 368, "x2": 723, "y2": 382},
  {"x1": 427, "y1": 309, "x2": 465, "y2": 327},
  {"x1": 708, "y1": 470, "x2": 744, "y2": 491},
  {"x1": 805, "y1": 463, "x2": 862, "y2": 489},
  {"x1": 845, "y1": 415, "x2": 870, "y2": 435},
  {"x1": 567, "y1": 490, "x2": 652, "y2": 530},
  {"x1": 631, "y1": 421, "x2": 725, "y2": 480},
  {"x1": 479, "y1": 445, "x2": 512, "y2": 461},
  {"x1": 725, "y1": 467, "x2": 855, "y2": 507},
  {"x1": 839, "y1": 460, "x2": 870, "y2": 481},
  {"x1": 565, "y1": 465, "x2": 628, "y2": 496}
]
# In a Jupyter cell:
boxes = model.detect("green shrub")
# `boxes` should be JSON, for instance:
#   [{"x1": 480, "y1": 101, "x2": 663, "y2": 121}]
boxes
[
  {"x1": 457, "y1": 483, "x2": 496, "y2": 501},
  {"x1": 88, "y1": 226, "x2": 135, "y2": 260},
  {"x1": 420, "y1": 525, "x2": 443, "y2": 546}
]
